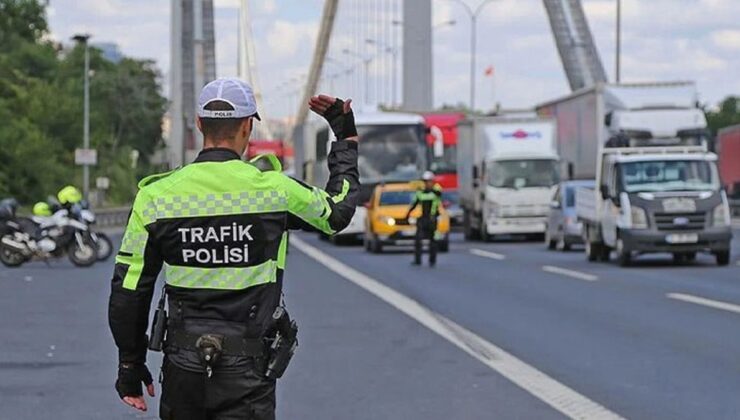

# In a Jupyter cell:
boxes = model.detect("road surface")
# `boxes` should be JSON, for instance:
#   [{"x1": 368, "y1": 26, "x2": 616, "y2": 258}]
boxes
[{"x1": 0, "y1": 231, "x2": 739, "y2": 419}]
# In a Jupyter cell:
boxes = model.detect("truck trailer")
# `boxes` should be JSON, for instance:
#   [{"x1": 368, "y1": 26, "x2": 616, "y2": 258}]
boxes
[{"x1": 718, "y1": 124, "x2": 740, "y2": 199}]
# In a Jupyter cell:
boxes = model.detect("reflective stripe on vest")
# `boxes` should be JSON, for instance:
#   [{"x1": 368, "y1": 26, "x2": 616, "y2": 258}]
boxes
[{"x1": 165, "y1": 260, "x2": 277, "y2": 290}]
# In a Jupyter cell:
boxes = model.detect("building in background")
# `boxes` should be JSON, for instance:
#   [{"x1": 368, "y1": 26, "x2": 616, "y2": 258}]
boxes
[{"x1": 93, "y1": 42, "x2": 123, "y2": 63}]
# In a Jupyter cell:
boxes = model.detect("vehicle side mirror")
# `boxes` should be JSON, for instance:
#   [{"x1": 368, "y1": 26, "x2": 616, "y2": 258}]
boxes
[
  {"x1": 550, "y1": 200, "x2": 561, "y2": 209},
  {"x1": 599, "y1": 185, "x2": 610, "y2": 200}
]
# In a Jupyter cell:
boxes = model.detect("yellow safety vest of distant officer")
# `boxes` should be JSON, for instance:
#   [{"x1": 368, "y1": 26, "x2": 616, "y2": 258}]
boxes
[{"x1": 406, "y1": 171, "x2": 443, "y2": 267}]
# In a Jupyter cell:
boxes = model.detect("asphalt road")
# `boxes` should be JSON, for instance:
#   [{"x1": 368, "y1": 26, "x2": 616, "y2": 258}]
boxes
[{"x1": 0, "y1": 230, "x2": 738, "y2": 419}]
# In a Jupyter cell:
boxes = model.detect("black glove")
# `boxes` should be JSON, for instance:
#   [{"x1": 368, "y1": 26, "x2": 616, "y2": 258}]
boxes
[
  {"x1": 321, "y1": 98, "x2": 357, "y2": 140},
  {"x1": 115, "y1": 363, "x2": 153, "y2": 399}
]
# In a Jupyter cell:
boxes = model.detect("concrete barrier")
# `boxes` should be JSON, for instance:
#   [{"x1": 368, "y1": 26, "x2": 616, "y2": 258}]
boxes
[{"x1": 95, "y1": 206, "x2": 131, "y2": 228}]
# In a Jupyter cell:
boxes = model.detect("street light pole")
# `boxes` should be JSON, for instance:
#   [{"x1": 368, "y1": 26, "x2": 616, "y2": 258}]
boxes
[
  {"x1": 449, "y1": 0, "x2": 495, "y2": 111},
  {"x1": 384, "y1": 18, "x2": 455, "y2": 108},
  {"x1": 343, "y1": 49, "x2": 373, "y2": 105},
  {"x1": 615, "y1": 0, "x2": 621, "y2": 83},
  {"x1": 72, "y1": 34, "x2": 91, "y2": 198},
  {"x1": 366, "y1": 39, "x2": 399, "y2": 107}
]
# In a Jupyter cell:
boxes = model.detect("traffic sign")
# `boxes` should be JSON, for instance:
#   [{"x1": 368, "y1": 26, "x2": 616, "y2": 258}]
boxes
[
  {"x1": 75, "y1": 148, "x2": 97, "y2": 165},
  {"x1": 96, "y1": 176, "x2": 110, "y2": 190}
]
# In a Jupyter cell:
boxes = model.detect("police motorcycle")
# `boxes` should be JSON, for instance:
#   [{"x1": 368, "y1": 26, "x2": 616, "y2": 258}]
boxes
[
  {"x1": 47, "y1": 185, "x2": 113, "y2": 261},
  {"x1": 67, "y1": 200, "x2": 113, "y2": 261},
  {"x1": 0, "y1": 198, "x2": 98, "y2": 267}
]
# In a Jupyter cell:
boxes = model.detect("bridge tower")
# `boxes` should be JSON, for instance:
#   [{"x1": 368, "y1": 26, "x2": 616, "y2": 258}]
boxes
[{"x1": 168, "y1": 0, "x2": 217, "y2": 168}]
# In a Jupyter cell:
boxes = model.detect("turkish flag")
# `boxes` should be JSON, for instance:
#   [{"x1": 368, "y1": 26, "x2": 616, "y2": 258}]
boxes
[{"x1": 484, "y1": 65, "x2": 495, "y2": 77}]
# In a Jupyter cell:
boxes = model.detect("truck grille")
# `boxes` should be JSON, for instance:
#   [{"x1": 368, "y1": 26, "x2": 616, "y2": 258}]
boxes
[
  {"x1": 653, "y1": 212, "x2": 706, "y2": 231},
  {"x1": 499, "y1": 204, "x2": 548, "y2": 218}
]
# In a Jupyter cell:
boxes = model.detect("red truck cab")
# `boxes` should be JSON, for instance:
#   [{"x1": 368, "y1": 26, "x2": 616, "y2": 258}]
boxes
[
  {"x1": 422, "y1": 113, "x2": 465, "y2": 190},
  {"x1": 246, "y1": 139, "x2": 285, "y2": 165}
]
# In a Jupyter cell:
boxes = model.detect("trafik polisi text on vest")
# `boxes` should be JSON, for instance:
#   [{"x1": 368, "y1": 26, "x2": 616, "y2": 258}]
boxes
[{"x1": 178, "y1": 224, "x2": 253, "y2": 264}]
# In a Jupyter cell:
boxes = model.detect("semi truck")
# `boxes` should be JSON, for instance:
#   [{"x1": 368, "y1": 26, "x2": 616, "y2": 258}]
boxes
[
  {"x1": 457, "y1": 116, "x2": 560, "y2": 241},
  {"x1": 538, "y1": 82, "x2": 732, "y2": 266}
]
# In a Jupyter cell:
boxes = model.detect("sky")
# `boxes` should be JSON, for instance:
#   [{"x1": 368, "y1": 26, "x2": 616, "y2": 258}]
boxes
[{"x1": 46, "y1": 0, "x2": 740, "y2": 119}]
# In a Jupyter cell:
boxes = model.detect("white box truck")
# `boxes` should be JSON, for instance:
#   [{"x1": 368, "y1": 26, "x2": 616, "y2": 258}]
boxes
[
  {"x1": 537, "y1": 82, "x2": 732, "y2": 266},
  {"x1": 458, "y1": 117, "x2": 560, "y2": 241}
]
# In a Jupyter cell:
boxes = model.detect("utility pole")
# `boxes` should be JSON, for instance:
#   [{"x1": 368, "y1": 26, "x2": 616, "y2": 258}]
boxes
[
  {"x1": 449, "y1": 0, "x2": 496, "y2": 111},
  {"x1": 615, "y1": 0, "x2": 621, "y2": 83},
  {"x1": 72, "y1": 34, "x2": 91, "y2": 197},
  {"x1": 343, "y1": 49, "x2": 373, "y2": 105}
]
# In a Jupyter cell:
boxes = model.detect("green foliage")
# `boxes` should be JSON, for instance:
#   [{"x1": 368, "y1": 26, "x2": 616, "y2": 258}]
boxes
[
  {"x1": 0, "y1": 0, "x2": 47, "y2": 46},
  {"x1": 706, "y1": 96, "x2": 740, "y2": 136},
  {"x1": 0, "y1": 0, "x2": 167, "y2": 205}
]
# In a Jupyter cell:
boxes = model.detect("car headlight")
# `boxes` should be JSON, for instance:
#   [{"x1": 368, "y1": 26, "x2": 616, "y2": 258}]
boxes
[
  {"x1": 630, "y1": 206, "x2": 648, "y2": 229},
  {"x1": 712, "y1": 204, "x2": 730, "y2": 227},
  {"x1": 377, "y1": 215, "x2": 396, "y2": 226}
]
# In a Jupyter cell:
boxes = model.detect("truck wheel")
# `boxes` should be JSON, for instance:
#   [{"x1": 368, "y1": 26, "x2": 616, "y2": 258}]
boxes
[
  {"x1": 715, "y1": 250, "x2": 730, "y2": 266},
  {"x1": 480, "y1": 225, "x2": 491, "y2": 242},
  {"x1": 616, "y1": 238, "x2": 631, "y2": 267},
  {"x1": 585, "y1": 241, "x2": 597, "y2": 262},
  {"x1": 463, "y1": 211, "x2": 479, "y2": 241}
]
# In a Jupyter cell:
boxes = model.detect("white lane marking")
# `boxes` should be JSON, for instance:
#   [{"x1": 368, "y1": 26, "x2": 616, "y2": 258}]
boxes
[
  {"x1": 470, "y1": 248, "x2": 506, "y2": 260},
  {"x1": 292, "y1": 237, "x2": 623, "y2": 420},
  {"x1": 542, "y1": 265, "x2": 598, "y2": 282},
  {"x1": 667, "y1": 293, "x2": 740, "y2": 315}
]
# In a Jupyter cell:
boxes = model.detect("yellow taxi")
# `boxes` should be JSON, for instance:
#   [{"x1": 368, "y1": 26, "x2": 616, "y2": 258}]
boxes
[{"x1": 364, "y1": 182, "x2": 450, "y2": 253}]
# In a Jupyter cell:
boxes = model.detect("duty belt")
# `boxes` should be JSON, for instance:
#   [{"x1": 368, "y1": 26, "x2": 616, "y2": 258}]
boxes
[{"x1": 167, "y1": 330, "x2": 265, "y2": 357}]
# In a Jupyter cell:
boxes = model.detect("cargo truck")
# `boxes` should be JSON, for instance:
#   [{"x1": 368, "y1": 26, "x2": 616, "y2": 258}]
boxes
[
  {"x1": 538, "y1": 82, "x2": 732, "y2": 266},
  {"x1": 717, "y1": 124, "x2": 740, "y2": 199},
  {"x1": 458, "y1": 117, "x2": 560, "y2": 241}
]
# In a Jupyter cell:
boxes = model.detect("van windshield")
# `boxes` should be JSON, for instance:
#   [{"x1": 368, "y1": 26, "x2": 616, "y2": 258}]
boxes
[
  {"x1": 488, "y1": 159, "x2": 559, "y2": 189},
  {"x1": 619, "y1": 160, "x2": 719, "y2": 193}
]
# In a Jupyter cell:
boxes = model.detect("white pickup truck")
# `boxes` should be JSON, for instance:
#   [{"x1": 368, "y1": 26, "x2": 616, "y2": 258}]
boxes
[
  {"x1": 540, "y1": 81, "x2": 732, "y2": 266},
  {"x1": 577, "y1": 145, "x2": 732, "y2": 266}
]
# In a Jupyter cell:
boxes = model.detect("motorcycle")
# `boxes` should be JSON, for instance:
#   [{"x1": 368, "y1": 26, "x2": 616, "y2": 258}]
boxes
[
  {"x1": 0, "y1": 200, "x2": 98, "y2": 268},
  {"x1": 71, "y1": 201, "x2": 113, "y2": 261}
]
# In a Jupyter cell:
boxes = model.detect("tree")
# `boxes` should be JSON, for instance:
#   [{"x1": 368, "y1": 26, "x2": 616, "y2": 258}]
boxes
[
  {"x1": 0, "y1": 0, "x2": 47, "y2": 47},
  {"x1": 706, "y1": 96, "x2": 740, "y2": 137},
  {"x1": 0, "y1": 0, "x2": 167, "y2": 205}
]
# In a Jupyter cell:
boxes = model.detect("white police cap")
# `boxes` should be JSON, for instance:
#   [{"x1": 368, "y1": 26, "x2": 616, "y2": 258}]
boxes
[{"x1": 197, "y1": 77, "x2": 261, "y2": 120}]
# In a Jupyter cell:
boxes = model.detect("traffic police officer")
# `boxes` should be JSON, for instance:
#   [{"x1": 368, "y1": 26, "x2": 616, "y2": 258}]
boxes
[
  {"x1": 406, "y1": 171, "x2": 443, "y2": 267},
  {"x1": 108, "y1": 78, "x2": 359, "y2": 419}
]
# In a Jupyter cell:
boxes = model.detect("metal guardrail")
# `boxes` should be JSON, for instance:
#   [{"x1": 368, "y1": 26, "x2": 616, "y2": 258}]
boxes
[{"x1": 95, "y1": 206, "x2": 131, "y2": 228}]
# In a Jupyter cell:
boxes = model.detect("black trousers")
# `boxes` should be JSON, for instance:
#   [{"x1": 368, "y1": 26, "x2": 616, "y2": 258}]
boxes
[
  {"x1": 160, "y1": 358, "x2": 276, "y2": 420},
  {"x1": 414, "y1": 218, "x2": 437, "y2": 266}
]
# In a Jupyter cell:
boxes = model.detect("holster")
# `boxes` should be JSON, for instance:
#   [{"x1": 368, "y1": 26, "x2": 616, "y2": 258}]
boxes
[{"x1": 264, "y1": 306, "x2": 298, "y2": 380}]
